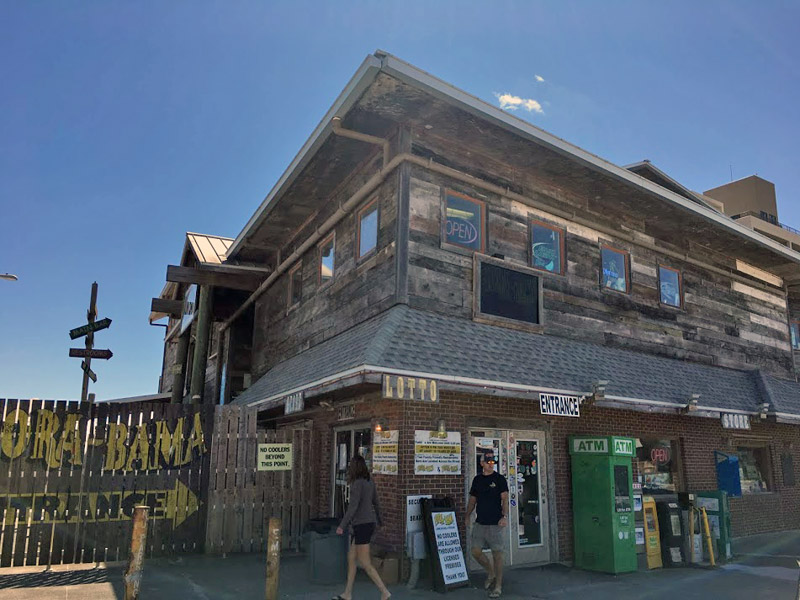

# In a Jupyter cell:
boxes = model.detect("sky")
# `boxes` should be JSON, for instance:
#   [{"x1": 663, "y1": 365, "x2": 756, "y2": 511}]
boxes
[{"x1": 2, "y1": 1, "x2": 799, "y2": 400}]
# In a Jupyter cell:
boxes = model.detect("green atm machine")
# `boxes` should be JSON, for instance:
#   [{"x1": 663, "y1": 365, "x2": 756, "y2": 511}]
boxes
[{"x1": 570, "y1": 435, "x2": 637, "y2": 574}]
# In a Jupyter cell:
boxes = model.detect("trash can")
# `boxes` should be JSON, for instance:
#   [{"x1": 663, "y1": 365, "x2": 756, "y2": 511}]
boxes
[{"x1": 303, "y1": 518, "x2": 347, "y2": 584}]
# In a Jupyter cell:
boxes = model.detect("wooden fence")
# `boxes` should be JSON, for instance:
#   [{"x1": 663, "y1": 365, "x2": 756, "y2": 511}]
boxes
[
  {"x1": 204, "y1": 405, "x2": 316, "y2": 554},
  {"x1": 0, "y1": 399, "x2": 213, "y2": 568}
]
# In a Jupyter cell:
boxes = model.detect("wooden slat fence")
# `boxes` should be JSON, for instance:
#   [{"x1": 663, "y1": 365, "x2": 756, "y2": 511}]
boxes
[
  {"x1": 0, "y1": 398, "x2": 213, "y2": 568},
  {"x1": 204, "y1": 406, "x2": 316, "y2": 554}
]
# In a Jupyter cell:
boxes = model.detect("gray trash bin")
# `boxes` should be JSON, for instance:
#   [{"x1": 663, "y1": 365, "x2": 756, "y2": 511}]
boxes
[{"x1": 304, "y1": 519, "x2": 347, "y2": 584}]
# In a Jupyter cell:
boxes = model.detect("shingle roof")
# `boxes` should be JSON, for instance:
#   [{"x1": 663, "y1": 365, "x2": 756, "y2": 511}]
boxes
[{"x1": 232, "y1": 305, "x2": 800, "y2": 417}]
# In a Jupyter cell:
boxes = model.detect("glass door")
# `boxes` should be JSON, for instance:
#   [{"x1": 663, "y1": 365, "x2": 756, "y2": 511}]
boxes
[
  {"x1": 331, "y1": 424, "x2": 372, "y2": 518},
  {"x1": 509, "y1": 431, "x2": 550, "y2": 565}
]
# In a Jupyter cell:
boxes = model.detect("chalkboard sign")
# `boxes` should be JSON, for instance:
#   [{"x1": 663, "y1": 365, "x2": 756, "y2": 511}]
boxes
[{"x1": 478, "y1": 260, "x2": 541, "y2": 325}]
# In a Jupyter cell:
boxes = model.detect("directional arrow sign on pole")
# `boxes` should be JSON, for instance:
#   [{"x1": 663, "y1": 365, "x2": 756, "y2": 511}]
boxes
[
  {"x1": 69, "y1": 348, "x2": 113, "y2": 360},
  {"x1": 81, "y1": 361, "x2": 98, "y2": 383},
  {"x1": 69, "y1": 317, "x2": 112, "y2": 340}
]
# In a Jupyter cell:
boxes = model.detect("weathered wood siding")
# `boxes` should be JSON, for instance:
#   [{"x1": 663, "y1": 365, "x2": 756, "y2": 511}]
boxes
[
  {"x1": 251, "y1": 155, "x2": 400, "y2": 378},
  {"x1": 407, "y1": 164, "x2": 794, "y2": 376}
]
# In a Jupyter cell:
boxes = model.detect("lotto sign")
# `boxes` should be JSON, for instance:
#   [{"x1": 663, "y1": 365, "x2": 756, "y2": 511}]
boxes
[
  {"x1": 721, "y1": 413, "x2": 751, "y2": 430},
  {"x1": 257, "y1": 443, "x2": 293, "y2": 471}
]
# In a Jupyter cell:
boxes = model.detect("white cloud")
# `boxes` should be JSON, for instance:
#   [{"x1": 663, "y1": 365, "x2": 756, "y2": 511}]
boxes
[
  {"x1": 535, "y1": 75, "x2": 545, "y2": 83},
  {"x1": 495, "y1": 92, "x2": 544, "y2": 114}
]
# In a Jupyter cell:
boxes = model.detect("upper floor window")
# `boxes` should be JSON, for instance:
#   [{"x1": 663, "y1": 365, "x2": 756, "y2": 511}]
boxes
[
  {"x1": 357, "y1": 199, "x2": 378, "y2": 259},
  {"x1": 288, "y1": 263, "x2": 302, "y2": 307},
  {"x1": 791, "y1": 321, "x2": 800, "y2": 350},
  {"x1": 658, "y1": 265, "x2": 683, "y2": 308},
  {"x1": 601, "y1": 246, "x2": 630, "y2": 293},
  {"x1": 319, "y1": 235, "x2": 335, "y2": 285},
  {"x1": 444, "y1": 191, "x2": 485, "y2": 252},
  {"x1": 530, "y1": 220, "x2": 565, "y2": 275},
  {"x1": 475, "y1": 255, "x2": 542, "y2": 328}
]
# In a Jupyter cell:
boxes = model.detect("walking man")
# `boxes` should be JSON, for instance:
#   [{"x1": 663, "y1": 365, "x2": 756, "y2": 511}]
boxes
[{"x1": 466, "y1": 450, "x2": 509, "y2": 598}]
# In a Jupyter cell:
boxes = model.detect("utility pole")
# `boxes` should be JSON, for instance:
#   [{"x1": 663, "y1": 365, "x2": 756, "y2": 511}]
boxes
[{"x1": 68, "y1": 282, "x2": 113, "y2": 402}]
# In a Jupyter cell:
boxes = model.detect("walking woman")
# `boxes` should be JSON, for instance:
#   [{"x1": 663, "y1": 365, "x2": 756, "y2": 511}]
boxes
[{"x1": 333, "y1": 455, "x2": 391, "y2": 600}]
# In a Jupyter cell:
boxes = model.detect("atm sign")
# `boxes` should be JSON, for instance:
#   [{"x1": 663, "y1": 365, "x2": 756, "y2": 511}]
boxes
[
  {"x1": 572, "y1": 438, "x2": 608, "y2": 454},
  {"x1": 613, "y1": 438, "x2": 634, "y2": 456}
]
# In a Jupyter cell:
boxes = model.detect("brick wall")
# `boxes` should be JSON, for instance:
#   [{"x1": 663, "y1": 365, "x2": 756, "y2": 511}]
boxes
[{"x1": 302, "y1": 388, "x2": 800, "y2": 563}]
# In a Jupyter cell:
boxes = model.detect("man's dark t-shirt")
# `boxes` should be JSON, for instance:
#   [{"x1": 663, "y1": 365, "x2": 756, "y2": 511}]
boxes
[{"x1": 469, "y1": 471, "x2": 509, "y2": 525}]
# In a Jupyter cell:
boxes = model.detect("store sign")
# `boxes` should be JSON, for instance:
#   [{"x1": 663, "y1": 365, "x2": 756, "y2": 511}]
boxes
[
  {"x1": 338, "y1": 404, "x2": 355, "y2": 421},
  {"x1": 414, "y1": 431, "x2": 461, "y2": 475},
  {"x1": 539, "y1": 393, "x2": 581, "y2": 418},
  {"x1": 382, "y1": 375, "x2": 438, "y2": 402},
  {"x1": 406, "y1": 494, "x2": 433, "y2": 535},
  {"x1": 721, "y1": 413, "x2": 751, "y2": 430},
  {"x1": 257, "y1": 443, "x2": 292, "y2": 471},
  {"x1": 431, "y1": 511, "x2": 469, "y2": 585},
  {"x1": 572, "y1": 438, "x2": 608, "y2": 454},
  {"x1": 373, "y1": 430, "x2": 399, "y2": 475},
  {"x1": 283, "y1": 391, "x2": 305, "y2": 415}
]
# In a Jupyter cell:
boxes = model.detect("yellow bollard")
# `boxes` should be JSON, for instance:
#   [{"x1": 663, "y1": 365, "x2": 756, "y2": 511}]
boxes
[
  {"x1": 124, "y1": 505, "x2": 150, "y2": 600},
  {"x1": 701, "y1": 507, "x2": 716, "y2": 567},
  {"x1": 265, "y1": 517, "x2": 282, "y2": 600},
  {"x1": 689, "y1": 506, "x2": 695, "y2": 564}
]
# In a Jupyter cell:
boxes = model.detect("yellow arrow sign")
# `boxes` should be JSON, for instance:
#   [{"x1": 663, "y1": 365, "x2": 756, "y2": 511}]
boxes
[{"x1": 0, "y1": 479, "x2": 199, "y2": 527}]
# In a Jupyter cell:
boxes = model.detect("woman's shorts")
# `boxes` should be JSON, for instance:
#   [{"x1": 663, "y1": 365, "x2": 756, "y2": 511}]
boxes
[{"x1": 351, "y1": 522, "x2": 376, "y2": 545}]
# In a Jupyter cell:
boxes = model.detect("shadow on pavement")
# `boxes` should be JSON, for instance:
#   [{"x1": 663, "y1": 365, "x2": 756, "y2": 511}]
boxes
[{"x1": 0, "y1": 568, "x2": 122, "y2": 589}]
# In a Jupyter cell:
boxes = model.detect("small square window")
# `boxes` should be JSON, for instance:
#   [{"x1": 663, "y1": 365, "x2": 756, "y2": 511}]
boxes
[
  {"x1": 288, "y1": 264, "x2": 302, "y2": 307},
  {"x1": 476, "y1": 257, "x2": 542, "y2": 327},
  {"x1": 530, "y1": 220, "x2": 565, "y2": 275},
  {"x1": 319, "y1": 236, "x2": 335, "y2": 284},
  {"x1": 357, "y1": 200, "x2": 378, "y2": 259},
  {"x1": 791, "y1": 322, "x2": 800, "y2": 350},
  {"x1": 601, "y1": 246, "x2": 630, "y2": 293},
  {"x1": 444, "y1": 191, "x2": 485, "y2": 252},
  {"x1": 658, "y1": 266, "x2": 682, "y2": 308},
  {"x1": 737, "y1": 446, "x2": 771, "y2": 493}
]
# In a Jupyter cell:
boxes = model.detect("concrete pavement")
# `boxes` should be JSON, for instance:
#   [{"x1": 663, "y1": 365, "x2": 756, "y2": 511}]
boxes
[{"x1": 1, "y1": 531, "x2": 800, "y2": 599}]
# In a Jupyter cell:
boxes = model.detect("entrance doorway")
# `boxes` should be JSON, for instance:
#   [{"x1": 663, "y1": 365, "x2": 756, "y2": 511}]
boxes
[
  {"x1": 467, "y1": 428, "x2": 551, "y2": 567},
  {"x1": 331, "y1": 423, "x2": 373, "y2": 518}
]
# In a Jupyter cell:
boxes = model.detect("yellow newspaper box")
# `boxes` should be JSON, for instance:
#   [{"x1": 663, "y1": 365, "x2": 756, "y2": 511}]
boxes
[{"x1": 642, "y1": 496, "x2": 663, "y2": 569}]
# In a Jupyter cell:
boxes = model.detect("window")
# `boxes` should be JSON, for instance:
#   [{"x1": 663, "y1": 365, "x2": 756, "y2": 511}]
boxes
[
  {"x1": 444, "y1": 191, "x2": 485, "y2": 252},
  {"x1": 658, "y1": 265, "x2": 683, "y2": 308},
  {"x1": 288, "y1": 263, "x2": 302, "y2": 307},
  {"x1": 530, "y1": 220, "x2": 565, "y2": 275},
  {"x1": 357, "y1": 200, "x2": 378, "y2": 259},
  {"x1": 601, "y1": 246, "x2": 630, "y2": 293},
  {"x1": 634, "y1": 439, "x2": 680, "y2": 494},
  {"x1": 791, "y1": 322, "x2": 800, "y2": 350},
  {"x1": 737, "y1": 446, "x2": 771, "y2": 493},
  {"x1": 319, "y1": 235, "x2": 335, "y2": 284},
  {"x1": 476, "y1": 256, "x2": 542, "y2": 327}
]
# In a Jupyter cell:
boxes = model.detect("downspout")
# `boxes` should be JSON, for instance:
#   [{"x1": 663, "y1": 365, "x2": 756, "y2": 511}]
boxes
[{"x1": 332, "y1": 116, "x2": 390, "y2": 168}]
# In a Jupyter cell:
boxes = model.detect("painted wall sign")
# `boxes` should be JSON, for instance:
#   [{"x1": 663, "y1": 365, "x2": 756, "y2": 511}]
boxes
[
  {"x1": 283, "y1": 391, "x2": 305, "y2": 415},
  {"x1": 382, "y1": 375, "x2": 438, "y2": 402},
  {"x1": 721, "y1": 413, "x2": 751, "y2": 430},
  {"x1": 539, "y1": 393, "x2": 581, "y2": 418},
  {"x1": 431, "y1": 510, "x2": 469, "y2": 585},
  {"x1": 372, "y1": 430, "x2": 399, "y2": 475},
  {"x1": 414, "y1": 431, "x2": 461, "y2": 475},
  {"x1": 180, "y1": 284, "x2": 197, "y2": 334},
  {"x1": 257, "y1": 443, "x2": 293, "y2": 471},
  {"x1": 406, "y1": 494, "x2": 433, "y2": 536},
  {"x1": 337, "y1": 404, "x2": 355, "y2": 421}
]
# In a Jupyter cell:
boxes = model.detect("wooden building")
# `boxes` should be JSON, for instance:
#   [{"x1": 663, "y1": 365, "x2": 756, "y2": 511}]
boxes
[{"x1": 151, "y1": 51, "x2": 800, "y2": 567}]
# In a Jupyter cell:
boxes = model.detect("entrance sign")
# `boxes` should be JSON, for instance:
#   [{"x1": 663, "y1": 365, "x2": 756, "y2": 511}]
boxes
[
  {"x1": 383, "y1": 375, "x2": 438, "y2": 402},
  {"x1": 721, "y1": 413, "x2": 750, "y2": 430},
  {"x1": 257, "y1": 443, "x2": 293, "y2": 471},
  {"x1": 414, "y1": 431, "x2": 461, "y2": 475},
  {"x1": 283, "y1": 391, "x2": 304, "y2": 415},
  {"x1": 539, "y1": 393, "x2": 581, "y2": 418},
  {"x1": 372, "y1": 430, "x2": 399, "y2": 475},
  {"x1": 69, "y1": 317, "x2": 112, "y2": 340},
  {"x1": 431, "y1": 511, "x2": 469, "y2": 586}
]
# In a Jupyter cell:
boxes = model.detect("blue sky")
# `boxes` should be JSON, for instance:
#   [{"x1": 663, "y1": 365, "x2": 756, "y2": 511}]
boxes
[{"x1": 2, "y1": 1, "x2": 799, "y2": 400}]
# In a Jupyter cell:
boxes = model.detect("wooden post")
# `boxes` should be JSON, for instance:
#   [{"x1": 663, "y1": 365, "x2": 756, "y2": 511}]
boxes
[
  {"x1": 124, "y1": 506, "x2": 150, "y2": 600},
  {"x1": 265, "y1": 517, "x2": 281, "y2": 600},
  {"x1": 80, "y1": 282, "x2": 98, "y2": 403},
  {"x1": 701, "y1": 507, "x2": 715, "y2": 567},
  {"x1": 189, "y1": 285, "x2": 213, "y2": 403},
  {"x1": 171, "y1": 331, "x2": 190, "y2": 404}
]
